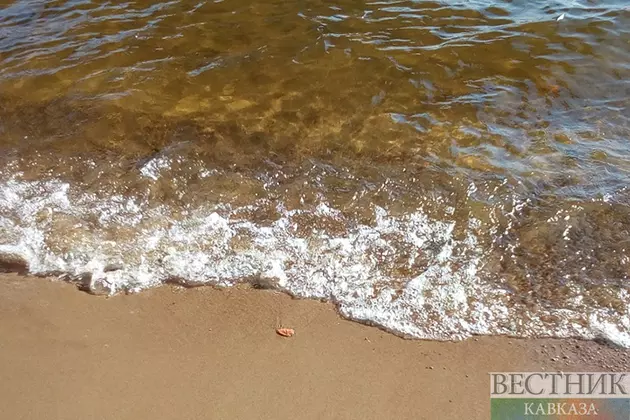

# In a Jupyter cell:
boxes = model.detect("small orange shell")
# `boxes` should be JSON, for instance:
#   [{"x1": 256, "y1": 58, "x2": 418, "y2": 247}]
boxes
[{"x1": 276, "y1": 328, "x2": 295, "y2": 337}]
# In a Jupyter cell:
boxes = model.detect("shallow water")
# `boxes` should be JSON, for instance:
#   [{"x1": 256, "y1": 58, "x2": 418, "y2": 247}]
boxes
[{"x1": 1, "y1": 0, "x2": 629, "y2": 345}]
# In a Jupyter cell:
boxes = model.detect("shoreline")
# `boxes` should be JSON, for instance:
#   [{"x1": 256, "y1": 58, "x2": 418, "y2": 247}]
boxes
[{"x1": 0, "y1": 273, "x2": 628, "y2": 419}]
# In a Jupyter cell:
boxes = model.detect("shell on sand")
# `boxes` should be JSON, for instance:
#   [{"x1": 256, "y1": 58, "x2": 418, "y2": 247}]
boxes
[{"x1": 276, "y1": 328, "x2": 295, "y2": 337}]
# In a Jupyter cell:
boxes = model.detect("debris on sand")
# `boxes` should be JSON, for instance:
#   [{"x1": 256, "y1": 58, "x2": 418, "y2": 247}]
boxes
[{"x1": 276, "y1": 328, "x2": 295, "y2": 337}]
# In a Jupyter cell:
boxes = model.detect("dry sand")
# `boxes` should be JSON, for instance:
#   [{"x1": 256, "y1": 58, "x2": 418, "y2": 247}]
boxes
[{"x1": 0, "y1": 274, "x2": 628, "y2": 420}]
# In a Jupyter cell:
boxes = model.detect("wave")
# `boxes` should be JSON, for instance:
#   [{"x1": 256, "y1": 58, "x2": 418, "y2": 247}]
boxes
[{"x1": 1, "y1": 156, "x2": 628, "y2": 347}]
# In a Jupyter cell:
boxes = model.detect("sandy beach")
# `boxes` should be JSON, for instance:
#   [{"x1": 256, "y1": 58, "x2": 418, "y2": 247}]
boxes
[{"x1": 0, "y1": 274, "x2": 627, "y2": 420}]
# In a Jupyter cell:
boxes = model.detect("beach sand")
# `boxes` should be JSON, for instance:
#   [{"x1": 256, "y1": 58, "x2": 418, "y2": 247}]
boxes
[{"x1": 0, "y1": 273, "x2": 628, "y2": 420}]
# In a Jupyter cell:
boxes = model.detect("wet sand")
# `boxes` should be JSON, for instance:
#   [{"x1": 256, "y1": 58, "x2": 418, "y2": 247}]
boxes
[{"x1": 0, "y1": 274, "x2": 628, "y2": 420}]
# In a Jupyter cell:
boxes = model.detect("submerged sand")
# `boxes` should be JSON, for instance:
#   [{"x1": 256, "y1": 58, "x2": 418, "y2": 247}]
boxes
[{"x1": 0, "y1": 274, "x2": 628, "y2": 420}]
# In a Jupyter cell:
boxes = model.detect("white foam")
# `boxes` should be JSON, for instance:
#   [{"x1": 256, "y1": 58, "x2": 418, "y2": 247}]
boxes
[
  {"x1": 588, "y1": 290, "x2": 630, "y2": 347},
  {"x1": 0, "y1": 172, "x2": 629, "y2": 346}
]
